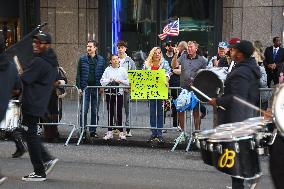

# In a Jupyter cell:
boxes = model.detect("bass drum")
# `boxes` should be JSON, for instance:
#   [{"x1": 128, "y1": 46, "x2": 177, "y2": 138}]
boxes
[
  {"x1": 272, "y1": 84, "x2": 284, "y2": 135},
  {"x1": 193, "y1": 69, "x2": 224, "y2": 102}
]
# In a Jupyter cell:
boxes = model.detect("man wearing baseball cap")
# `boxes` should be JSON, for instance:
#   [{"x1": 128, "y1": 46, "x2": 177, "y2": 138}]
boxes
[
  {"x1": 208, "y1": 41, "x2": 229, "y2": 67},
  {"x1": 20, "y1": 32, "x2": 59, "y2": 181},
  {"x1": 208, "y1": 40, "x2": 261, "y2": 189},
  {"x1": 227, "y1": 38, "x2": 241, "y2": 72}
]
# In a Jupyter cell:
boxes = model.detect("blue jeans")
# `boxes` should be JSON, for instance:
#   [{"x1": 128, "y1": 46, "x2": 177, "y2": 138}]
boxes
[
  {"x1": 149, "y1": 100, "x2": 163, "y2": 137},
  {"x1": 81, "y1": 88, "x2": 101, "y2": 133}
]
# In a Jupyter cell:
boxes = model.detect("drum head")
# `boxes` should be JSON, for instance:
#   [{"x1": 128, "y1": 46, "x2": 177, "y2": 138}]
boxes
[
  {"x1": 196, "y1": 129, "x2": 217, "y2": 139},
  {"x1": 193, "y1": 70, "x2": 223, "y2": 102},
  {"x1": 272, "y1": 84, "x2": 284, "y2": 135},
  {"x1": 209, "y1": 130, "x2": 255, "y2": 142},
  {"x1": 243, "y1": 117, "x2": 270, "y2": 126}
]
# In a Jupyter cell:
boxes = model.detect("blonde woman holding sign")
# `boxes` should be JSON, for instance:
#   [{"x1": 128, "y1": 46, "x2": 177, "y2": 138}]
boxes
[{"x1": 144, "y1": 47, "x2": 171, "y2": 142}]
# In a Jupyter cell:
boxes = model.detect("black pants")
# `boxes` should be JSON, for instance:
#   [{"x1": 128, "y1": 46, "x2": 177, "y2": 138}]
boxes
[
  {"x1": 22, "y1": 113, "x2": 53, "y2": 176},
  {"x1": 270, "y1": 134, "x2": 284, "y2": 189},
  {"x1": 231, "y1": 177, "x2": 244, "y2": 189},
  {"x1": 171, "y1": 88, "x2": 179, "y2": 127},
  {"x1": 267, "y1": 71, "x2": 279, "y2": 87},
  {"x1": 106, "y1": 94, "x2": 123, "y2": 132}
]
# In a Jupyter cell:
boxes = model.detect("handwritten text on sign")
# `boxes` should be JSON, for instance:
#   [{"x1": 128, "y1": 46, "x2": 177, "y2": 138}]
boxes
[{"x1": 128, "y1": 70, "x2": 168, "y2": 99}]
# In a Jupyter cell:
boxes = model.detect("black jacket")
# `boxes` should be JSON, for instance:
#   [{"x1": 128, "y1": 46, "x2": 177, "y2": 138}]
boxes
[
  {"x1": 264, "y1": 46, "x2": 284, "y2": 75},
  {"x1": 216, "y1": 57, "x2": 261, "y2": 124},
  {"x1": 0, "y1": 53, "x2": 18, "y2": 121},
  {"x1": 21, "y1": 48, "x2": 58, "y2": 117}
]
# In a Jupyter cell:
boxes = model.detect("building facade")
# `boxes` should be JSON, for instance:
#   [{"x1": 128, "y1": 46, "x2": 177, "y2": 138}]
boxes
[
  {"x1": 0, "y1": 0, "x2": 283, "y2": 83},
  {"x1": 223, "y1": 0, "x2": 284, "y2": 47}
]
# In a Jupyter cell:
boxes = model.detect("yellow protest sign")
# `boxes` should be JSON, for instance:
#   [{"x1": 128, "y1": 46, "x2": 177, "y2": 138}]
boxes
[{"x1": 128, "y1": 69, "x2": 168, "y2": 99}]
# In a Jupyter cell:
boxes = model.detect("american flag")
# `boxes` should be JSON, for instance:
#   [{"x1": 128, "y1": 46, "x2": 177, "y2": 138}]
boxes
[{"x1": 158, "y1": 19, "x2": 179, "y2": 40}]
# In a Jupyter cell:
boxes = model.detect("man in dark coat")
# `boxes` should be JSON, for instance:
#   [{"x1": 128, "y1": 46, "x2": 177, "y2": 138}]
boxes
[
  {"x1": 264, "y1": 36, "x2": 284, "y2": 87},
  {"x1": 208, "y1": 40, "x2": 261, "y2": 189},
  {"x1": 76, "y1": 40, "x2": 106, "y2": 138},
  {"x1": 20, "y1": 32, "x2": 59, "y2": 181},
  {"x1": 0, "y1": 34, "x2": 18, "y2": 185}
]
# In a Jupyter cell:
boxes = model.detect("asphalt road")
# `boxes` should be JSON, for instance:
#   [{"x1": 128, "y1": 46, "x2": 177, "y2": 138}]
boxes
[{"x1": 0, "y1": 141, "x2": 274, "y2": 189}]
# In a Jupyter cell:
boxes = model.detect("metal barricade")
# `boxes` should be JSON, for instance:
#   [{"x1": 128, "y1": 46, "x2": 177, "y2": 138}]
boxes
[
  {"x1": 259, "y1": 87, "x2": 273, "y2": 114},
  {"x1": 38, "y1": 85, "x2": 80, "y2": 146},
  {"x1": 75, "y1": 86, "x2": 274, "y2": 149},
  {"x1": 77, "y1": 86, "x2": 188, "y2": 145},
  {"x1": 76, "y1": 86, "x2": 208, "y2": 151}
]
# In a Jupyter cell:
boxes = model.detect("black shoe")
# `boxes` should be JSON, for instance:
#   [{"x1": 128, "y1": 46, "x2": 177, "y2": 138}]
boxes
[
  {"x1": 157, "y1": 136, "x2": 165, "y2": 143},
  {"x1": 0, "y1": 176, "x2": 7, "y2": 185},
  {"x1": 22, "y1": 173, "x2": 46, "y2": 181},
  {"x1": 44, "y1": 158, "x2": 59, "y2": 175},
  {"x1": 90, "y1": 132, "x2": 99, "y2": 138},
  {"x1": 12, "y1": 148, "x2": 27, "y2": 158},
  {"x1": 148, "y1": 135, "x2": 157, "y2": 142}
]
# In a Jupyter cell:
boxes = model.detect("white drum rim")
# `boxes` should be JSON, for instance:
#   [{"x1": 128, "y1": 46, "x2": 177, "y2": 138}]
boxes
[
  {"x1": 208, "y1": 135, "x2": 254, "y2": 142},
  {"x1": 272, "y1": 84, "x2": 284, "y2": 135},
  {"x1": 208, "y1": 130, "x2": 255, "y2": 142}
]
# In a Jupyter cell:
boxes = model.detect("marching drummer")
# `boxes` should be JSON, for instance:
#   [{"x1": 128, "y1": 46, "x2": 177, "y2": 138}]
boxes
[
  {"x1": 4, "y1": 75, "x2": 28, "y2": 158},
  {"x1": 264, "y1": 83, "x2": 284, "y2": 189},
  {"x1": 0, "y1": 34, "x2": 19, "y2": 185},
  {"x1": 208, "y1": 40, "x2": 261, "y2": 189}
]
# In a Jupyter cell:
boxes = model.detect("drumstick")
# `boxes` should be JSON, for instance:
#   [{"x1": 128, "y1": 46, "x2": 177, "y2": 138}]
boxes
[
  {"x1": 190, "y1": 85, "x2": 226, "y2": 110},
  {"x1": 233, "y1": 96, "x2": 272, "y2": 118},
  {"x1": 13, "y1": 55, "x2": 23, "y2": 74}
]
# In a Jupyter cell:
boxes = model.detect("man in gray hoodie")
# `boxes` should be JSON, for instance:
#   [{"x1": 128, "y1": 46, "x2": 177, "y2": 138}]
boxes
[{"x1": 117, "y1": 40, "x2": 136, "y2": 136}]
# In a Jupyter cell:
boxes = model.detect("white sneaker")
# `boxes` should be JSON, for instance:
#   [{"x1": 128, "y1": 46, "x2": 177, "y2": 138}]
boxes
[
  {"x1": 0, "y1": 176, "x2": 7, "y2": 185},
  {"x1": 37, "y1": 126, "x2": 43, "y2": 135},
  {"x1": 103, "y1": 131, "x2": 113, "y2": 140},
  {"x1": 119, "y1": 132, "x2": 126, "y2": 140},
  {"x1": 125, "y1": 131, "x2": 132, "y2": 137}
]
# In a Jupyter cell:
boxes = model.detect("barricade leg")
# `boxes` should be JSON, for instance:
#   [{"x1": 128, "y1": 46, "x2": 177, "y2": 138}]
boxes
[
  {"x1": 76, "y1": 127, "x2": 85, "y2": 146},
  {"x1": 64, "y1": 124, "x2": 77, "y2": 146},
  {"x1": 186, "y1": 109, "x2": 195, "y2": 152},
  {"x1": 171, "y1": 111, "x2": 190, "y2": 151}
]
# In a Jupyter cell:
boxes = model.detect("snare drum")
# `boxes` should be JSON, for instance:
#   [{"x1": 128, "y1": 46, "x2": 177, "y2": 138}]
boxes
[
  {"x1": 0, "y1": 100, "x2": 21, "y2": 131},
  {"x1": 208, "y1": 130, "x2": 261, "y2": 180},
  {"x1": 195, "y1": 129, "x2": 218, "y2": 166}
]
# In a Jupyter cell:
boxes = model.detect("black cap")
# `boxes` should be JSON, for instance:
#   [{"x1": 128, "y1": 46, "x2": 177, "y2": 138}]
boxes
[
  {"x1": 229, "y1": 40, "x2": 254, "y2": 58},
  {"x1": 33, "y1": 32, "x2": 52, "y2": 44}
]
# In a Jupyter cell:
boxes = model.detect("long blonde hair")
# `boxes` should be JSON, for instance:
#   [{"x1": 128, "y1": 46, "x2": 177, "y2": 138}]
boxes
[
  {"x1": 145, "y1": 47, "x2": 163, "y2": 68},
  {"x1": 253, "y1": 41, "x2": 264, "y2": 63},
  {"x1": 253, "y1": 47, "x2": 265, "y2": 63}
]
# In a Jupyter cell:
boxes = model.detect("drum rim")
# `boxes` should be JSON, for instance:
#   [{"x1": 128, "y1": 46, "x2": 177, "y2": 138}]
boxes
[
  {"x1": 272, "y1": 84, "x2": 284, "y2": 135},
  {"x1": 208, "y1": 135, "x2": 254, "y2": 142}
]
